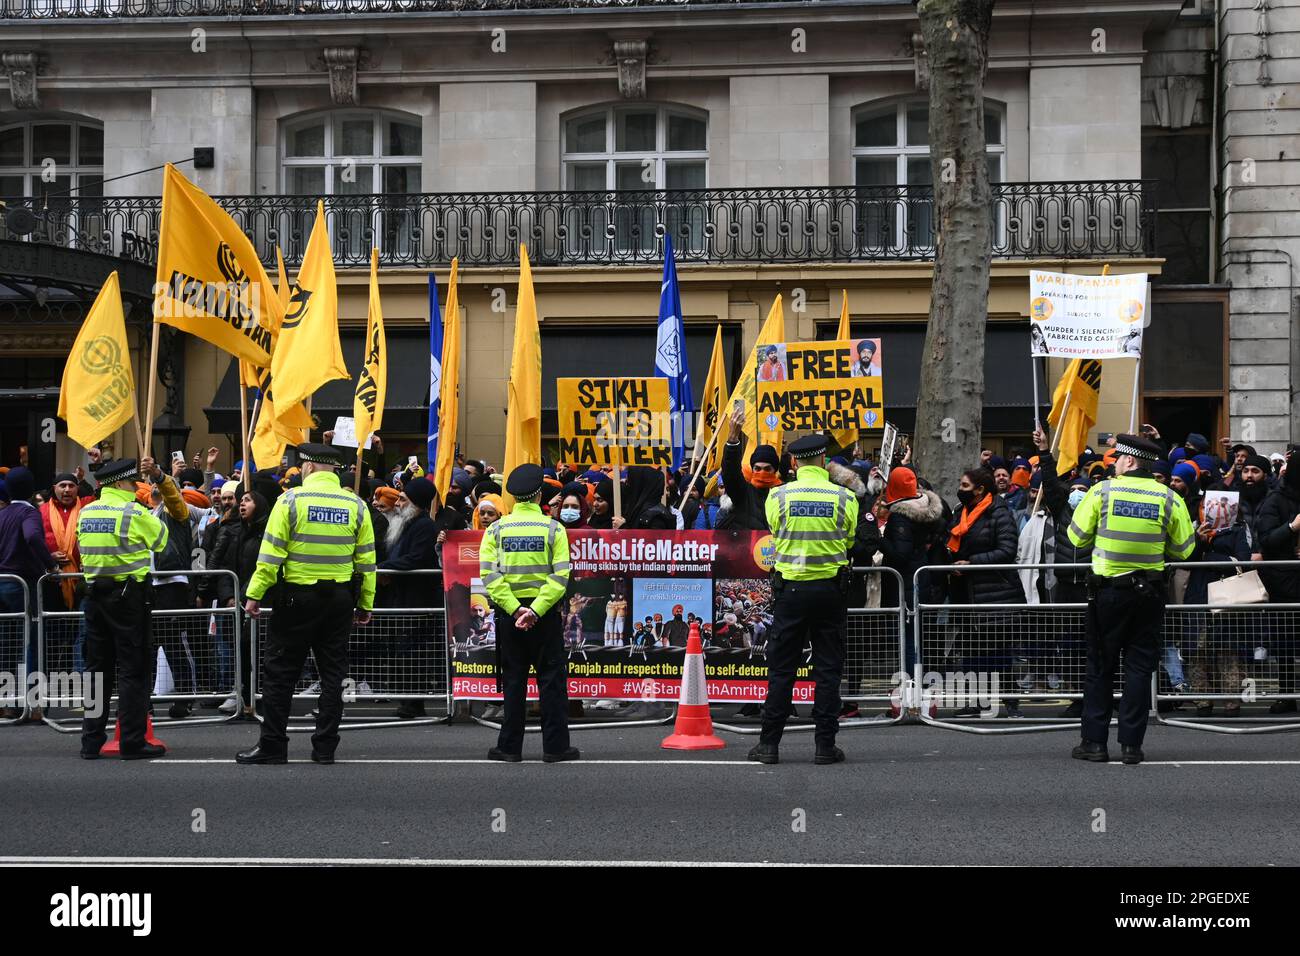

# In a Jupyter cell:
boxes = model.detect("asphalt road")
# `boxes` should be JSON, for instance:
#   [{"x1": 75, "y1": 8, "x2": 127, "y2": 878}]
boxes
[{"x1": 5, "y1": 708, "x2": 1300, "y2": 866}]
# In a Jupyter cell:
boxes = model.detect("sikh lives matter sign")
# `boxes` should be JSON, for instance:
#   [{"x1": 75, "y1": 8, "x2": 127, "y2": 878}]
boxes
[
  {"x1": 755, "y1": 340, "x2": 884, "y2": 445},
  {"x1": 443, "y1": 529, "x2": 820, "y2": 703},
  {"x1": 557, "y1": 377, "x2": 672, "y2": 466}
]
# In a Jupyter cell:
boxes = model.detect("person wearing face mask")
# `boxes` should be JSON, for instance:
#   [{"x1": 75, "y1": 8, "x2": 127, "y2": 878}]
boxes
[
  {"x1": 1252, "y1": 445, "x2": 1300, "y2": 713},
  {"x1": 1067, "y1": 434, "x2": 1195, "y2": 764},
  {"x1": 946, "y1": 466, "x2": 1024, "y2": 716},
  {"x1": 717, "y1": 405, "x2": 788, "y2": 532},
  {"x1": 554, "y1": 490, "x2": 589, "y2": 530},
  {"x1": 213, "y1": 490, "x2": 270, "y2": 718}
]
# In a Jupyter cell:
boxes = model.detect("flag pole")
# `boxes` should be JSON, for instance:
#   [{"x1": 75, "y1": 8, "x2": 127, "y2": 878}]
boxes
[
  {"x1": 354, "y1": 442, "x2": 364, "y2": 495},
  {"x1": 237, "y1": 360, "x2": 251, "y2": 485},
  {"x1": 142, "y1": 320, "x2": 160, "y2": 460},
  {"x1": 1031, "y1": 391, "x2": 1072, "y2": 513},
  {"x1": 1129, "y1": 356, "x2": 1141, "y2": 433},
  {"x1": 678, "y1": 425, "x2": 722, "y2": 510},
  {"x1": 131, "y1": 405, "x2": 146, "y2": 462},
  {"x1": 1032, "y1": 356, "x2": 1042, "y2": 431}
]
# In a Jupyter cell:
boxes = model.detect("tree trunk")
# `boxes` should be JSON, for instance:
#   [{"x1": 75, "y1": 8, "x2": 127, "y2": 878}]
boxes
[{"x1": 912, "y1": 0, "x2": 995, "y2": 502}]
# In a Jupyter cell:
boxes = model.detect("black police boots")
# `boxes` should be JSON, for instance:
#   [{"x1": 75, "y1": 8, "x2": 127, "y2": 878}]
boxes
[
  {"x1": 310, "y1": 750, "x2": 335, "y2": 765},
  {"x1": 1121, "y1": 745, "x2": 1144, "y2": 765},
  {"x1": 120, "y1": 743, "x2": 167, "y2": 761},
  {"x1": 235, "y1": 745, "x2": 287, "y2": 765},
  {"x1": 487, "y1": 747, "x2": 522, "y2": 763},
  {"x1": 814, "y1": 744, "x2": 846, "y2": 765},
  {"x1": 1071, "y1": 740, "x2": 1109, "y2": 762},
  {"x1": 542, "y1": 747, "x2": 581, "y2": 763},
  {"x1": 747, "y1": 743, "x2": 779, "y2": 764}
]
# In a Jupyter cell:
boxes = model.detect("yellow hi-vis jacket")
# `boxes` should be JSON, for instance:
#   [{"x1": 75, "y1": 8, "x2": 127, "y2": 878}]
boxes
[
  {"x1": 1067, "y1": 473, "x2": 1195, "y2": 577},
  {"x1": 764, "y1": 464, "x2": 859, "y2": 581},
  {"x1": 478, "y1": 501, "x2": 571, "y2": 616},
  {"x1": 246, "y1": 470, "x2": 377, "y2": 610},
  {"x1": 76, "y1": 484, "x2": 168, "y2": 582}
]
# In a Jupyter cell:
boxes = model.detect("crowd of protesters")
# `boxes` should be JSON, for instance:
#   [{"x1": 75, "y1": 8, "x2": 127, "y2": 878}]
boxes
[{"x1": 3, "y1": 412, "x2": 1300, "y2": 722}]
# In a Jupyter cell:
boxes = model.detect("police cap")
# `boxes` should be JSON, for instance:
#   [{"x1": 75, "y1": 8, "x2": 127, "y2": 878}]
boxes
[
  {"x1": 92, "y1": 457, "x2": 140, "y2": 485},
  {"x1": 1113, "y1": 434, "x2": 1163, "y2": 462},
  {"x1": 505, "y1": 463, "x2": 545, "y2": 499},
  {"x1": 293, "y1": 443, "x2": 347, "y2": 467},
  {"x1": 789, "y1": 434, "x2": 829, "y2": 460}
]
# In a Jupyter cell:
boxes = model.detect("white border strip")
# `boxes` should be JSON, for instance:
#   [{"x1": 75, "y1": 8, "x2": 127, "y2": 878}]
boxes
[{"x1": 0, "y1": 856, "x2": 886, "y2": 867}]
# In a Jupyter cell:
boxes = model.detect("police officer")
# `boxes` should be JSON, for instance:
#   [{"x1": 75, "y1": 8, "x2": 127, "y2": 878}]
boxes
[
  {"x1": 237, "y1": 443, "x2": 376, "y2": 765},
  {"x1": 478, "y1": 463, "x2": 577, "y2": 763},
  {"x1": 749, "y1": 434, "x2": 859, "y2": 765},
  {"x1": 77, "y1": 456, "x2": 169, "y2": 760},
  {"x1": 1068, "y1": 433, "x2": 1195, "y2": 765}
]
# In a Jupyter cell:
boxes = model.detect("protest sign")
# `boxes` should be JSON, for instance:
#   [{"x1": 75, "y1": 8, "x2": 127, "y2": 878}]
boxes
[
  {"x1": 1203, "y1": 490, "x2": 1239, "y2": 535},
  {"x1": 330, "y1": 415, "x2": 373, "y2": 449},
  {"x1": 443, "y1": 529, "x2": 823, "y2": 703},
  {"x1": 754, "y1": 340, "x2": 884, "y2": 445},
  {"x1": 1029, "y1": 270, "x2": 1148, "y2": 359},
  {"x1": 556, "y1": 376, "x2": 672, "y2": 466}
]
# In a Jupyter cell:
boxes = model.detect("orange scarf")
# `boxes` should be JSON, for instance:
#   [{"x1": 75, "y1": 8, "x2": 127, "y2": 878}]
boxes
[
  {"x1": 742, "y1": 467, "x2": 783, "y2": 490},
  {"x1": 48, "y1": 499, "x2": 82, "y2": 609},
  {"x1": 947, "y1": 492, "x2": 993, "y2": 555}
]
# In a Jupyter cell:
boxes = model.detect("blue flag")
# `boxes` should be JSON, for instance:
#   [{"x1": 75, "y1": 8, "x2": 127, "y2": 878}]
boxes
[
  {"x1": 655, "y1": 235, "x2": 693, "y2": 470},
  {"x1": 427, "y1": 274, "x2": 444, "y2": 472}
]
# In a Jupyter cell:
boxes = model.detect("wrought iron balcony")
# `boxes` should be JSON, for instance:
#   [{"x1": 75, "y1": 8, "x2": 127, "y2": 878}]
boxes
[
  {"x1": 2, "y1": 0, "x2": 807, "y2": 18},
  {"x1": 1, "y1": 182, "x2": 1154, "y2": 268}
]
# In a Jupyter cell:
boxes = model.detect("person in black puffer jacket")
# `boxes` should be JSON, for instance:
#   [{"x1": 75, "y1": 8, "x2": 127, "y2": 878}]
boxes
[
  {"x1": 213, "y1": 490, "x2": 271, "y2": 715},
  {"x1": 1254, "y1": 447, "x2": 1300, "y2": 713},
  {"x1": 716, "y1": 405, "x2": 790, "y2": 531},
  {"x1": 945, "y1": 467, "x2": 1024, "y2": 716}
]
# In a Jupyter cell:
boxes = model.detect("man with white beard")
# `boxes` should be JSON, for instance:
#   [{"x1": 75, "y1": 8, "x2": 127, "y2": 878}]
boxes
[{"x1": 378, "y1": 477, "x2": 443, "y2": 719}]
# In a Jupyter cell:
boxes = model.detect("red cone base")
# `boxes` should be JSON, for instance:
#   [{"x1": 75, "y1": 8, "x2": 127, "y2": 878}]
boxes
[{"x1": 102, "y1": 715, "x2": 166, "y2": 756}]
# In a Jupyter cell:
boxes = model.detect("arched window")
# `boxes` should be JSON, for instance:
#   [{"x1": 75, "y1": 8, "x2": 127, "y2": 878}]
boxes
[
  {"x1": 0, "y1": 118, "x2": 103, "y2": 200},
  {"x1": 561, "y1": 105, "x2": 708, "y2": 257},
  {"x1": 281, "y1": 110, "x2": 421, "y2": 194},
  {"x1": 851, "y1": 100, "x2": 1005, "y2": 250}
]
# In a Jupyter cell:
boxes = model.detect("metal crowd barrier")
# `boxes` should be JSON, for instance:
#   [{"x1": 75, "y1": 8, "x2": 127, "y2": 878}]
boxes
[
  {"x1": 912, "y1": 562, "x2": 1108, "y2": 735},
  {"x1": 1154, "y1": 559, "x2": 1300, "y2": 736},
  {"x1": 250, "y1": 569, "x2": 451, "y2": 731},
  {"x1": 0, "y1": 574, "x2": 31, "y2": 724},
  {"x1": 36, "y1": 570, "x2": 244, "y2": 734},
  {"x1": 713, "y1": 565, "x2": 909, "y2": 735}
]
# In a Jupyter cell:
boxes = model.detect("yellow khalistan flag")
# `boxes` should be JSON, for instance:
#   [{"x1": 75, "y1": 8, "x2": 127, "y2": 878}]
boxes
[
  {"x1": 353, "y1": 248, "x2": 387, "y2": 449},
  {"x1": 433, "y1": 258, "x2": 462, "y2": 496},
  {"x1": 58, "y1": 271, "x2": 135, "y2": 449},
  {"x1": 692, "y1": 323, "x2": 728, "y2": 476},
  {"x1": 723, "y1": 294, "x2": 785, "y2": 454},
  {"x1": 829, "y1": 289, "x2": 857, "y2": 452},
  {"x1": 153, "y1": 164, "x2": 280, "y2": 366},
  {"x1": 270, "y1": 201, "x2": 348, "y2": 410},
  {"x1": 501, "y1": 244, "x2": 541, "y2": 508},
  {"x1": 246, "y1": 246, "x2": 312, "y2": 469},
  {"x1": 1047, "y1": 358, "x2": 1102, "y2": 473}
]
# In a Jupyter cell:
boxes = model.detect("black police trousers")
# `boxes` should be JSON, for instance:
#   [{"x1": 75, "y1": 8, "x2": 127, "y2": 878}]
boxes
[
  {"x1": 760, "y1": 577, "x2": 846, "y2": 748},
  {"x1": 1081, "y1": 579, "x2": 1164, "y2": 747},
  {"x1": 81, "y1": 577, "x2": 153, "y2": 754},
  {"x1": 495, "y1": 606, "x2": 570, "y2": 756},
  {"x1": 257, "y1": 581, "x2": 353, "y2": 757}
]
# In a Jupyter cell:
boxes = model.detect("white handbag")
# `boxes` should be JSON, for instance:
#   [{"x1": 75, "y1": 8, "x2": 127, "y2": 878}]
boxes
[{"x1": 1207, "y1": 559, "x2": 1269, "y2": 606}]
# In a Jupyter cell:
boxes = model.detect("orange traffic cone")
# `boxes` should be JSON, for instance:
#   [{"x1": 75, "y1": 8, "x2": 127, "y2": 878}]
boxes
[
  {"x1": 662, "y1": 623, "x2": 725, "y2": 750},
  {"x1": 102, "y1": 714, "x2": 166, "y2": 756}
]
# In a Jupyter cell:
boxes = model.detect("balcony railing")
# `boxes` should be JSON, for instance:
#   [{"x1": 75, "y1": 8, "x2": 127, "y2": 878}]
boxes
[
  {"x1": 1, "y1": 183, "x2": 1154, "y2": 268},
  {"x1": 1, "y1": 0, "x2": 806, "y2": 18}
]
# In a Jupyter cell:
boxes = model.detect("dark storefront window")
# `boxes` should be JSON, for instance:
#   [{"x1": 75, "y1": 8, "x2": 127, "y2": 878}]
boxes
[{"x1": 1143, "y1": 129, "x2": 1212, "y2": 285}]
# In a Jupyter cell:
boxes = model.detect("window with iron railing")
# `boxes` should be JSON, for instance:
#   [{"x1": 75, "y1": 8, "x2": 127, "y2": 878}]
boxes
[
  {"x1": 280, "y1": 109, "x2": 422, "y2": 263},
  {"x1": 0, "y1": 118, "x2": 104, "y2": 250},
  {"x1": 562, "y1": 104, "x2": 708, "y2": 257},
  {"x1": 851, "y1": 100, "x2": 1005, "y2": 254}
]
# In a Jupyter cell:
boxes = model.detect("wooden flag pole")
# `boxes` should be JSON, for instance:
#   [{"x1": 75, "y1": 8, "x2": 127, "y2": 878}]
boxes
[
  {"x1": 131, "y1": 405, "x2": 146, "y2": 462},
  {"x1": 142, "y1": 320, "x2": 161, "y2": 460},
  {"x1": 678, "y1": 425, "x2": 723, "y2": 510},
  {"x1": 354, "y1": 442, "x2": 365, "y2": 494},
  {"x1": 237, "y1": 360, "x2": 251, "y2": 485},
  {"x1": 1031, "y1": 391, "x2": 1071, "y2": 514},
  {"x1": 612, "y1": 462, "x2": 623, "y2": 528}
]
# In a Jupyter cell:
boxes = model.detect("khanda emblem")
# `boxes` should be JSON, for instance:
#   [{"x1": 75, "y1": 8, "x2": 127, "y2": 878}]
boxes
[
  {"x1": 281, "y1": 283, "x2": 313, "y2": 330},
  {"x1": 216, "y1": 242, "x2": 246, "y2": 286},
  {"x1": 80, "y1": 336, "x2": 123, "y2": 376}
]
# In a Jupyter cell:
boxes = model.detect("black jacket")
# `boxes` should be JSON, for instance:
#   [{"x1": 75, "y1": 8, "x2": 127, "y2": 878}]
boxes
[
  {"x1": 378, "y1": 511, "x2": 442, "y2": 608},
  {"x1": 1255, "y1": 481, "x2": 1300, "y2": 602},
  {"x1": 1038, "y1": 451, "x2": 1091, "y2": 586},
  {"x1": 946, "y1": 495, "x2": 1022, "y2": 604},
  {"x1": 717, "y1": 435, "x2": 785, "y2": 531},
  {"x1": 213, "y1": 514, "x2": 271, "y2": 605}
]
